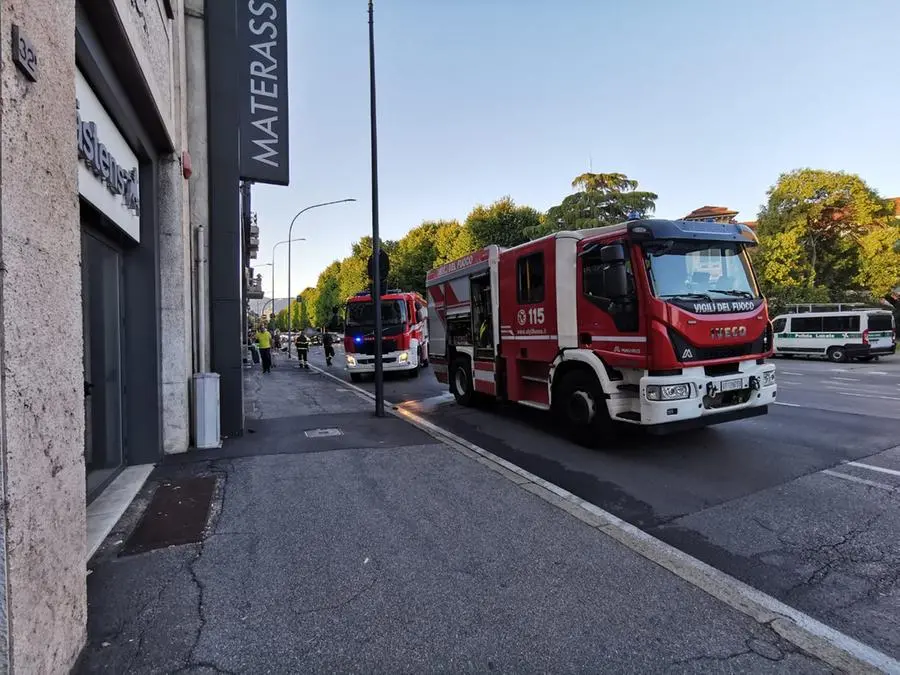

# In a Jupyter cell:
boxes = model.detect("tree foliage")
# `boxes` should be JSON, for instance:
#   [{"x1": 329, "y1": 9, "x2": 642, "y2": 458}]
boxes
[
  {"x1": 530, "y1": 172, "x2": 657, "y2": 238},
  {"x1": 312, "y1": 261, "x2": 342, "y2": 328},
  {"x1": 756, "y1": 169, "x2": 895, "y2": 292},
  {"x1": 465, "y1": 196, "x2": 541, "y2": 248},
  {"x1": 855, "y1": 224, "x2": 900, "y2": 298},
  {"x1": 296, "y1": 167, "x2": 897, "y2": 318},
  {"x1": 391, "y1": 220, "x2": 474, "y2": 294}
]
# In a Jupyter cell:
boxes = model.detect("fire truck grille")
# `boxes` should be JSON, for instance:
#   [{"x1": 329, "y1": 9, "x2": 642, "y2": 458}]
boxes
[
  {"x1": 668, "y1": 328, "x2": 765, "y2": 363},
  {"x1": 356, "y1": 339, "x2": 397, "y2": 355}
]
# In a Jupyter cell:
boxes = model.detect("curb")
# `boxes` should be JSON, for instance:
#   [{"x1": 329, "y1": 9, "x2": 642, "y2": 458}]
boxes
[{"x1": 308, "y1": 364, "x2": 899, "y2": 674}]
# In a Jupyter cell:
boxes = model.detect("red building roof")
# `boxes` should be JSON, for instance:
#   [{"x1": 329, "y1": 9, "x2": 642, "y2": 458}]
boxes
[{"x1": 683, "y1": 205, "x2": 739, "y2": 222}]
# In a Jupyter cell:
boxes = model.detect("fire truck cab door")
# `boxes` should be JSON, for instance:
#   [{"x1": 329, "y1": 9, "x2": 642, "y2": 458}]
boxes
[
  {"x1": 498, "y1": 241, "x2": 557, "y2": 404},
  {"x1": 578, "y1": 242, "x2": 647, "y2": 368}
]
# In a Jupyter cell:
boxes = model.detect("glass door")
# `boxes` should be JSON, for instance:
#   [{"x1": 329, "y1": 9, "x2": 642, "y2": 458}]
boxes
[{"x1": 82, "y1": 228, "x2": 124, "y2": 499}]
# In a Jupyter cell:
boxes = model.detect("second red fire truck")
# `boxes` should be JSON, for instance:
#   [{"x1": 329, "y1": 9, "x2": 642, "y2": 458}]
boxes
[
  {"x1": 425, "y1": 218, "x2": 777, "y2": 439},
  {"x1": 343, "y1": 289, "x2": 430, "y2": 382}
]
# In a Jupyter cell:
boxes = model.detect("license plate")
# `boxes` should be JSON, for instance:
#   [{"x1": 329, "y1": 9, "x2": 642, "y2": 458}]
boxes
[{"x1": 721, "y1": 378, "x2": 743, "y2": 392}]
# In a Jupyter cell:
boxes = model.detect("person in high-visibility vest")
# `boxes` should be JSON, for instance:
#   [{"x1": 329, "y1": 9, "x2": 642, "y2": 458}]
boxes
[{"x1": 255, "y1": 323, "x2": 273, "y2": 374}]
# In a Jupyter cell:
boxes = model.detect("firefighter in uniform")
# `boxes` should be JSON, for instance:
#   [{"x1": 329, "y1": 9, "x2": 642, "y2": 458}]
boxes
[
  {"x1": 322, "y1": 330, "x2": 335, "y2": 367},
  {"x1": 295, "y1": 332, "x2": 310, "y2": 369}
]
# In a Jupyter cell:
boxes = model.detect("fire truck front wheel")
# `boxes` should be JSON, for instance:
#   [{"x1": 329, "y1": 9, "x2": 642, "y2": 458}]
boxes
[
  {"x1": 451, "y1": 359, "x2": 475, "y2": 406},
  {"x1": 555, "y1": 370, "x2": 611, "y2": 446}
]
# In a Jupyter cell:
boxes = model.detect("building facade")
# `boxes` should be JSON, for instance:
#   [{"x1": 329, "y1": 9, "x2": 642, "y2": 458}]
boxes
[{"x1": 0, "y1": 0, "x2": 199, "y2": 670}]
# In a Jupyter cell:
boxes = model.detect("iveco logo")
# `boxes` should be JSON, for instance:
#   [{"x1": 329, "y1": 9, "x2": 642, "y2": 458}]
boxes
[{"x1": 711, "y1": 326, "x2": 747, "y2": 339}]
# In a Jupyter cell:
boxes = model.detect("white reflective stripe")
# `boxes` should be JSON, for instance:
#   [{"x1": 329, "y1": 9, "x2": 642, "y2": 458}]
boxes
[
  {"x1": 504, "y1": 335, "x2": 558, "y2": 341},
  {"x1": 473, "y1": 370, "x2": 495, "y2": 383},
  {"x1": 591, "y1": 335, "x2": 647, "y2": 343}
]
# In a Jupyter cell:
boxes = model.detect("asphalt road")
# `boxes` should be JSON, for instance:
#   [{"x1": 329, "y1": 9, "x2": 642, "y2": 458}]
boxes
[{"x1": 301, "y1": 345, "x2": 900, "y2": 659}]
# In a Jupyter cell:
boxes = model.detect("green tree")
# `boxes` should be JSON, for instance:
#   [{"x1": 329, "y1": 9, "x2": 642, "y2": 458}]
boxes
[
  {"x1": 434, "y1": 220, "x2": 476, "y2": 264},
  {"x1": 312, "y1": 261, "x2": 342, "y2": 327},
  {"x1": 531, "y1": 172, "x2": 657, "y2": 238},
  {"x1": 298, "y1": 288, "x2": 314, "y2": 329},
  {"x1": 336, "y1": 236, "x2": 400, "y2": 301},
  {"x1": 391, "y1": 222, "x2": 440, "y2": 294},
  {"x1": 754, "y1": 228, "x2": 814, "y2": 293},
  {"x1": 756, "y1": 169, "x2": 895, "y2": 292},
  {"x1": 855, "y1": 225, "x2": 900, "y2": 298},
  {"x1": 273, "y1": 308, "x2": 289, "y2": 331},
  {"x1": 465, "y1": 196, "x2": 541, "y2": 248}
]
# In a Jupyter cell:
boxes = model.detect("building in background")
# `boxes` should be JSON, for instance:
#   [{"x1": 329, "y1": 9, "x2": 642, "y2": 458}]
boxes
[
  {"x1": 683, "y1": 205, "x2": 757, "y2": 229},
  {"x1": 1, "y1": 0, "x2": 203, "y2": 670},
  {"x1": 683, "y1": 205, "x2": 740, "y2": 223}
]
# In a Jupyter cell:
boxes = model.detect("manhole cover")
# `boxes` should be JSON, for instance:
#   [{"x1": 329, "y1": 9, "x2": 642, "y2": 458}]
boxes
[
  {"x1": 121, "y1": 476, "x2": 216, "y2": 556},
  {"x1": 304, "y1": 428, "x2": 343, "y2": 438}
]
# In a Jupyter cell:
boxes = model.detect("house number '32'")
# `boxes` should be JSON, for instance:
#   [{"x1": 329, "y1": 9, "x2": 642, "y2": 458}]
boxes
[{"x1": 12, "y1": 26, "x2": 38, "y2": 82}]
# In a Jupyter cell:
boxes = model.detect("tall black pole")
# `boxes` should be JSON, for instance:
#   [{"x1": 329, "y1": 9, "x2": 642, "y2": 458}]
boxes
[
  {"x1": 206, "y1": 0, "x2": 244, "y2": 437},
  {"x1": 368, "y1": 0, "x2": 385, "y2": 416}
]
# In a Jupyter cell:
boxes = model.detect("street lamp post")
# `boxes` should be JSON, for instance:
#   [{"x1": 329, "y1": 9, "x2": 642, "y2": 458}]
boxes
[
  {"x1": 286, "y1": 199, "x2": 356, "y2": 358},
  {"x1": 255, "y1": 262, "x2": 273, "y2": 321},
  {"x1": 260, "y1": 237, "x2": 306, "y2": 320},
  {"x1": 368, "y1": 0, "x2": 385, "y2": 416}
]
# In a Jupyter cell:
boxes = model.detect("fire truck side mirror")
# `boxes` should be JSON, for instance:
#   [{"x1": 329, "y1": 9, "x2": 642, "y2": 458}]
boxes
[
  {"x1": 599, "y1": 244, "x2": 629, "y2": 298},
  {"x1": 599, "y1": 243, "x2": 627, "y2": 265}
]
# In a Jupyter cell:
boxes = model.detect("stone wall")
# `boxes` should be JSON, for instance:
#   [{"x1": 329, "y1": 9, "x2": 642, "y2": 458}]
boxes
[
  {"x1": 0, "y1": 1, "x2": 87, "y2": 672},
  {"x1": 113, "y1": 0, "x2": 177, "y2": 143},
  {"x1": 157, "y1": 0, "x2": 192, "y2": 455}
]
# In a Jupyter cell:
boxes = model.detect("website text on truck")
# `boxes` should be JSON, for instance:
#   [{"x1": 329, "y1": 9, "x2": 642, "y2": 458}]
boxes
[{"x1": 425, "y1": 218, "x2": 777, "y2": 441}]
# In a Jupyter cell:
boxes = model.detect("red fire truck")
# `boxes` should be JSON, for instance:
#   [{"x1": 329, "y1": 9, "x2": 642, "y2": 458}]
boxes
[
  {"x1": 425, "y1": 219, "x2": 777, "y2": 439},
  {"x1": 343, "y1": 290, "x2": 430, "y2": 382}
]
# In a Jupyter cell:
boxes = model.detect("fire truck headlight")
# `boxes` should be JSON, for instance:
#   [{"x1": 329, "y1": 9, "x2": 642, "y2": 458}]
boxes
[
  {"x1": 346, "y1": 355, "x2": 357, "y2": 367},
  {"x1": 646, "y1": 384, "x2": 691, "y2": 401},
  {"x1": 763, "y1": 370, "x2": 776, "y2": 387},
  {"x1": 398, "y1": 351, "x2": 409, "y2": 363}
]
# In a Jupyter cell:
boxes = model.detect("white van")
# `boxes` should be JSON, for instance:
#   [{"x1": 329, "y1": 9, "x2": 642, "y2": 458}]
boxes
[{"x1": 772, "y1": 309, "x2": 896, "y2": 362}]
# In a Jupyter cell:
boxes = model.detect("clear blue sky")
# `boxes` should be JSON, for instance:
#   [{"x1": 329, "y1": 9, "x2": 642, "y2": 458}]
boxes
[{"x1": 253, "y1": 0, "x2": 900, "y2": 299}]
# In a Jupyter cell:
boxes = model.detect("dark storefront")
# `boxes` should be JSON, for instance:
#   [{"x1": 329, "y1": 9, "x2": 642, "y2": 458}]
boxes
[{"x1": 76, "y1": 3, "x2": 166, "y2": 500}]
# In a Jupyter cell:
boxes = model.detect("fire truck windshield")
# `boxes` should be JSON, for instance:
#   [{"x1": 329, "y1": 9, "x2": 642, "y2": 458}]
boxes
[
  {"x1": 345, "y1": 300, "x2": 407, "y2": 330},
  {"x1": 643, "y1": 241, "x2": 759, "y2": 301}
]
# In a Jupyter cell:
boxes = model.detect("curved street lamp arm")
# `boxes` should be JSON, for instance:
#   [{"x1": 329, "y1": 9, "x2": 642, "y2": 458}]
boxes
[{"x1": 286, "y1": 198, "x2": 356, "y2": 357}]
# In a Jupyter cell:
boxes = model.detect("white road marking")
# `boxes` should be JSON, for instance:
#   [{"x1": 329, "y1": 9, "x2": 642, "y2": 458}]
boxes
[
  {"x1": 830, "y1": 368, "x2": 849, "y2": 373},
  {"x1": 828, "y1": 377, "x2": 859, "y2": 383},
  {"x1": 781, "y1": 371, "x2": 804, "y2": 376},
  {"x1": 774, "y1": 402, "x2": 804, "y2": 407},
  {"x1": 780, "y1": 380, "x2": 801, "y2": 385},
  {"x1": 846, "y1": 461, "x2": 900, "y2": 478},
  {"x1": 840, "y1": 391, "x2": 900, "y2": 402},
  {"x1": 308, "y1": 363, "x2": 900, "y2": 675},
  {"x1": 823, "y1": 469, "x2": 898, "y2": 493},
  {"x1": 869, "y1": 371, "x2": 889, "y2": 375}
]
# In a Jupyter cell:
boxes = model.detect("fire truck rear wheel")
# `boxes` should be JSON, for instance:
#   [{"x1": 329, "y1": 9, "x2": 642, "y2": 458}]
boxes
[
  {"x1": 555, "y1": 370, "x2": 611, "y2": 446},
  {"x1": 452, "y1": 359, "x2": 475, "y2": 406}
]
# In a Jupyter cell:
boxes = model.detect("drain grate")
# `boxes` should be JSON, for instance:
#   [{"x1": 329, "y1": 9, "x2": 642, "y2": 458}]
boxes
[
  {"x1": 304, "y1": 428, "x2": 343, "y2": 438},
  {"x1": 121, "y1": 476, "x2": 216, "y2": 556}
]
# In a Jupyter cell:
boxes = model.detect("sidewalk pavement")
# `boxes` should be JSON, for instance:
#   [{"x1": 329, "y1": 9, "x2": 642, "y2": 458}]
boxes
[{"x1": 77, "y1": 354, "x2": 831, "y2": 673}]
